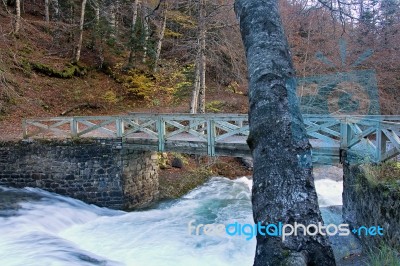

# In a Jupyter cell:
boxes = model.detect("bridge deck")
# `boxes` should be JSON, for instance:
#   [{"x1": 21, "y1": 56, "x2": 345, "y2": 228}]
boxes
[{"x1": 22, "y1": 114, "x2": 400, "y2": 165}]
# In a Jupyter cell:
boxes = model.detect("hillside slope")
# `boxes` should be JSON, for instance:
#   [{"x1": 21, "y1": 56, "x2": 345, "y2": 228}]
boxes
[{"x1": 0, "y1": 10, "x2": 248, "y2": 140}]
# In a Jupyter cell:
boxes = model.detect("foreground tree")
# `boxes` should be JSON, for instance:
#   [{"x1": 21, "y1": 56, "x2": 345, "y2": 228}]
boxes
[{"x1": 234, "y1": 0, "x2": 336, "y2": 265}]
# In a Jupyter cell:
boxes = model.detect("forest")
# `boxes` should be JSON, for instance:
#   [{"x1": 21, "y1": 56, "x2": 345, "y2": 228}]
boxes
[{"x1": 0, "y1": 0, "x2": 399, "y2": 138}]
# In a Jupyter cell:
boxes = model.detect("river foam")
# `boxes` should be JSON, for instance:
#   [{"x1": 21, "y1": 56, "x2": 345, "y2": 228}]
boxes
[{"x1": 0, "y1": 176, "x2": 342, "y2": 266}]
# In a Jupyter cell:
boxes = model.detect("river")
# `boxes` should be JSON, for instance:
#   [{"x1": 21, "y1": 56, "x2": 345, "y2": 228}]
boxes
[{"x1": 0, "y1": 176, "x2": 343, "y2": 266}]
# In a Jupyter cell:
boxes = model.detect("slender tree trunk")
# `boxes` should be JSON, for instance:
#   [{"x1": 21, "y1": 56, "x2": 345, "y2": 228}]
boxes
[
  {"x1": 92, "y1": 0, "x2": 99, "y2": 25},
  {"x1": 128, "y1": 0, "x2": 139, "y2": 67},
  {"x1": 2, "y1": 0, "x2": 11, "y2": 14},
  {"x1": 197, "y1": 0, "x2": 206, "y2": 114},
  {"x1": 190, "y1": 56, "x2": 200, "y2": 114},
  {"x1": 91, "y1": 0, "x2": 103, "y2": 67},
  {"x1": 52, "y1": 0, "x2": 59, "y2": 20},
  {"x1": 142, "y1": 4, "x2": 149, "y2": 63},
  {"x1": 74, "y1": 0, "x2": 87, "y2": 63},
  {"x1": 234, "y1": 1, "x2": 336, "y2": 265},
  {"x1": 108, "y1": 1, "x2": 116, "y2": 37},
  {"x1": 153, "y1": 3, "x2": 167, "y2": 73},
  {"x1": 14, "y1": 0, "x2": 20, "y2": 34},
  {"x1": 44, "y1": 0, "x2": 49, "y2": 22}
]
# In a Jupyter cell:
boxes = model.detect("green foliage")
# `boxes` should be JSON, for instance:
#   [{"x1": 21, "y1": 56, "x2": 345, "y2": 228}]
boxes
[
  {"x1": 30, "y1": 62, "x2": 87, "y2": 78},
  {"x1": 152, "y1": 98, "x2": 160, "y2": 106},
  {"x1": 172, "y1": 64, "x2": 195, "y2": 103},
  {"x1": 111, "y1": 64, "x2": 155, "y2": 100},
  {"x1": 367, "y1": 245, "x2": 400, "y2": 266},
  {"x1": 123, "y1": 71, "x2": 154, "y2": 100},
  {"x1": 364, "y1": 161, "x2": 400, "y2": 190},
  {"x1": 227, "y1": 81, "x2": 242, "y2": 94},
  {"x1": 103, "y1": 91, "x2": 118, "y2": 104},
  {"x1": 157, "y1": 153, "x2": 169, "y2": 169},
  {"x1": 167, "y1": 10, "x2": 196, "y2": 30},
  {"x1": 164, "y1": 28, "x2": 183, "y2": 38},
  {"x1": 206, "y1": 100, "x2": 225, "y2": 113}
]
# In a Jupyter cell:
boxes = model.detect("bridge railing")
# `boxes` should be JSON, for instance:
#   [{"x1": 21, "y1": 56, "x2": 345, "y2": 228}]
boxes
[
  {"x1": 22, "y1": 114, "x2": 249, "y2": 156},
  {"x1": 22, "y1": 114, "x2": 400, "y2": 162},
  {"x1": 303, "y1": 115, "x2": 400, "y2": 163}
]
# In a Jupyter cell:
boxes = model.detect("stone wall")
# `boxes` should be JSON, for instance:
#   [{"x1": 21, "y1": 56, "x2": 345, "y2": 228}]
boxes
[
  {"x1": 122, "y1": 149, "x2": 159, "y2": 209},
  {"x1": 0, "y1": 139, "x2": 159, "y2": 210},
  {"x1": 343, "y1": 164, "x2": 400, "y2": 251}
]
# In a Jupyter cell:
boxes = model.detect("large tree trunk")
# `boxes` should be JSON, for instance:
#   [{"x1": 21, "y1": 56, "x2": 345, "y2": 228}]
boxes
[
  {"x1": 234, "y1": 1, "x2": 336, "y2": 265},
  {"x1": 74, "y1": 0, "x2": 87, "y2": 63}
]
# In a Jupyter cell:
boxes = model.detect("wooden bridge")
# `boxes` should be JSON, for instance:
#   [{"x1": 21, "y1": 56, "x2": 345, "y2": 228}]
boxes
[{"x1": 22, "y1": 113, "x2": 400, "y2": 165}]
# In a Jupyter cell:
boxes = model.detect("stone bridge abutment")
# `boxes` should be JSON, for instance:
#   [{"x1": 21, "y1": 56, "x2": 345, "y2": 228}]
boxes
[{"x1": 0, "y1": 139, "x2": 159, "y2": 210}]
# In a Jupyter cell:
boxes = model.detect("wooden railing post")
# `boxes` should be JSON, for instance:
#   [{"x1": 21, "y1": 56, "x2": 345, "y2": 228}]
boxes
[
  {"x1": 71, "y1": 118, "x2": 78, "y2": 137},
  {"x1": 375, "y1": 120, "x2": 387, "y2": 163},
  {"x1": 116, "y1": 117, "x2": 124, "y2": 138},
  {"x1": 207, "y1": 119, "x2": 216, "y2": 156},
  {"x1": 22, "y1": 119, "x2": 28, "y2": 139},
  {"x1": 340, "y1": 117, "x2": 348, "y2": 150},
  {"x1": 157, "y1": 117, "x2": 165, "y2": 152}
]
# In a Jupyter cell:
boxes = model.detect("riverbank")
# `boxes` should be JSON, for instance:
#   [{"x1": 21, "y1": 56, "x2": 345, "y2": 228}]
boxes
[{"x1": 158, "y1": 154, "x2": 252, "y2": 199}]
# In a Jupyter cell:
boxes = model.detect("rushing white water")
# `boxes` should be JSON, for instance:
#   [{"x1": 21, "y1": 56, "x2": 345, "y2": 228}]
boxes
[
  {"x1": 315, "y1": 179, "x2": 343, "y2": 207},
  {"x1": 0, "y1": 176, "x2": 342, "y2": 266}
]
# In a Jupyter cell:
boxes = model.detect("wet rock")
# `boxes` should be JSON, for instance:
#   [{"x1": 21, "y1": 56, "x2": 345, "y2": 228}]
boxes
[
  {"x1": 239, "y1": 157, "x2": 253, "y2": 170},
  {"x1": 171, "y1": 157, "x2": 183, "y2": 169}
]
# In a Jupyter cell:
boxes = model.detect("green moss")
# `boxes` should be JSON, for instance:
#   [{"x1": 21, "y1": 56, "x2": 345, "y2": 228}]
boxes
[
  {"x1": 363, "y1": 162, "x2": 400, "y2": 191},
  {"x1": 282, "y1": 249, "x2": 290, "y2": 258},
  {"x1": 367, "y1": 245, "x2": 400, "y2": 266},
  {"x1": 30, "y1": 62, "x2": 87, "y2": 78}
]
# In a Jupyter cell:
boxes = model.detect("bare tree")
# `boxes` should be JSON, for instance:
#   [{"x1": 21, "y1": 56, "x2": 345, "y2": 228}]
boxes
[
  {"x1": 45, "y1": 0, "x2": 49, "y2": 22},
  {"x1": 52, "y1": 0, "x2": 59, "y2": 19},
  {"x1": 190, "y1": 52, "x2": 201, "y2": 113},
  {"x1": 74, "y1": 0, "x2": 88, "y2": 63},
  {"x1": 197, "y1": 0, "x2": 206, "y2": 113},
  {"x1": 142, "y1": 3, "x2": 149, "y2": 63},
  {"x1": 153, "y1": 1, "x2": 167, "y2": 73},
  {"x1": 190, "y1": 0, "x2": 207, "y2": 114},
  {"x1": 128, "y1": 0, "x2": 139, "y2": 67},
  {"x1": 14, "y1": 0, "x2": 20, "y2": 34}
]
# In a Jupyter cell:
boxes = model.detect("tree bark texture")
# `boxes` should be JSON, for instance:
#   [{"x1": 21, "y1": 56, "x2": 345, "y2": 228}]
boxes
[
  {"x1": 153, "y1": 2, "x2": 167, "y2": 73},
  {"x1": 44, "y1": 0, "x2": 49, "y2": 22},
  {"x1": 14, "y1": 0, "x2": 20, "y2": 34},
  {"x1": 234, "y1": 0, "x2": 336, "y2": 265},
  {"x1": 128, "y1": 0, "x2": 139, "y2": 66},
  {"x1": 197, "y1": 0, "x2": 206, "y2": 114},
  {"x1": 142, "y1": 4, "x2": 149, "y2": 63}
]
